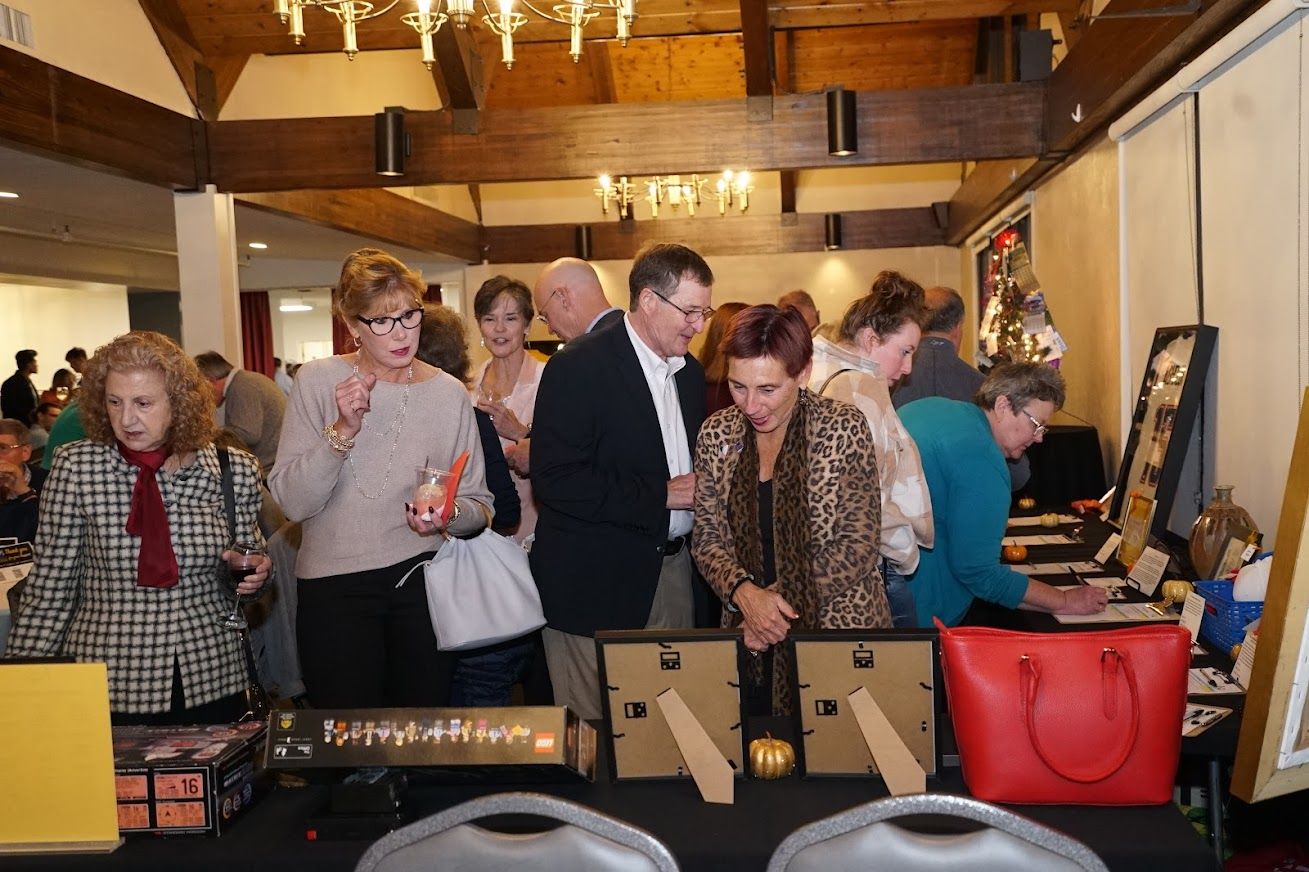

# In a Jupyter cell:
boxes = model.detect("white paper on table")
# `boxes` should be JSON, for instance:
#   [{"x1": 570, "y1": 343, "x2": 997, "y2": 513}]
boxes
[
  {"x1": 0, "y1": 562, "x2": 32, "y2": 585},
  {"x1": 1232, "y1": 631, "x2": 1258, "y2": 689},
  {"x1": 1029, "y1": 562, "x2": 1101, "y2": 575},
  {"x1": 1002, "y1": 534, "x2": 1075, "y2": 546},
  {"x1": 1051, "y1": 599, "x2": 1180, "y2": 624},
  {"x1": 1180, "y1": 592, "x2": 1205, "y2": 644},
  {"x1": 1127, "y1": 546, "x2": 1170, "y2": 597},
  {"x1": 1188, "y1": 667, "x2": 1244, "y2": 695},
  {"x1": 1007, "y1": 515, "x2": 1080, "y2": 527},
  {"x1": 1094, "y1": 533, "x2": 1122, "y2": 566},
  {"x1": 1078, "y1": 579, "x2": 1127, "y2": 601},
  {"x1": 1183, "y1": 705, "x2": 1233, "y2": 737}
]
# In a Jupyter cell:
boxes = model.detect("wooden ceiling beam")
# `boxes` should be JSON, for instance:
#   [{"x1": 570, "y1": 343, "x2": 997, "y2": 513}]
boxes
[
  {"x1": 233, "y1": 189, "x2": 482, "y2": 263},
  {"x1": 740, "y1": 0, "x2": 773, "y2": 98},
  {"x1": 432, "y1": 24, "x2": 488, "y2": 131},
  {"x1": 138, "y1": 0, "x2": 249, "y2": 121},
  {"x1": 947, "y1": 0, "x2": 1263, "y2": 245},
  {"x1": 0, "y1": 45, "x2": 198, "y2": 189},
  {"x1": 209, "y1": 83, "x2": 1044, "y2": 191},
  {"x1": 482, "y1": 207, "x2": 945, "y2": 263}
]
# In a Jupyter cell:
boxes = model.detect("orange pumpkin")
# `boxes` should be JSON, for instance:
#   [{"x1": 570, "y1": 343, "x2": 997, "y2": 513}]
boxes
[
  {"x1": 1017, "y1": 497, "x2": 1037, "y2": 511},
  {"x1": 1002, "y1": 544, "x2": 1028, "y2": 563}
]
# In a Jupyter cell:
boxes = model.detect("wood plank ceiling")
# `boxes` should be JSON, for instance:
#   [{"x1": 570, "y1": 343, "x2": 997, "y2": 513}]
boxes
[{"x1": 172, "y1": 0, "x2": 1077, "y2": 112}]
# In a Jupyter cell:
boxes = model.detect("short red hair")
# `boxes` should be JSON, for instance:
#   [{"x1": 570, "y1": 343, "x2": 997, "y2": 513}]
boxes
[{"x1": 720, "y1": 304, "x2": 813, "y2": 377}]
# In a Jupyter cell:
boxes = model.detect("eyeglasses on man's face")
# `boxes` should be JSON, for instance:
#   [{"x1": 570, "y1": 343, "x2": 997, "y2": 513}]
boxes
[
  {"x1": 1020, "y1": 408, "x2": 1048, "y2": 438},
  {"x1": 536, "y1": 289, "x2": 561, "y2": 325},
  {"x1": 355, "y1": 307, "x2": 423, "y2": 336},
  {"x1": 651, "y1": 292, "x2": 715, "y2": 325}
]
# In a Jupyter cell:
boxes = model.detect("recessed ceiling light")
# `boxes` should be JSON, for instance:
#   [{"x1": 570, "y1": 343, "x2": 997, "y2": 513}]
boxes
[
  {"x1": 0, "y1": 191, "x2": 18, "y2": 199},
  {"x1": 279, "y1": 302, "x2": 313, "y2": 313},
  {"x1": 248, "y1": 241, "x2": 268, "y2": 250}
]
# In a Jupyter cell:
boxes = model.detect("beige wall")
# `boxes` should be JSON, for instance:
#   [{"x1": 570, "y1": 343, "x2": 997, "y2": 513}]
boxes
[
  {"x1": 462, "y1": 246, "x2": 960, "y2": 365},
  {"x1": 14, "y1": 0, "x2": 195, "y2": 116},
  {"x1": 221, "y1": 51, "x2": 442, "y2": 120},
  {"x1": 1030, "y1": 136, "x2": 1122, "y2": 483},
  {"x1": 0, "y1": 278, "x2": 132, "y2": 383}
]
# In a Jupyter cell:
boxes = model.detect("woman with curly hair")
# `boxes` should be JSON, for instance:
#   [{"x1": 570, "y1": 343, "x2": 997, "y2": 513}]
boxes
[{"x1": 5, "y1": 331, "x2": 272, "y2": 724}]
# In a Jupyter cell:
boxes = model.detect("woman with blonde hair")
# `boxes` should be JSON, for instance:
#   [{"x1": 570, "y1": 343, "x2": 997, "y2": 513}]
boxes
[
  {"x1": 6, "y1": 331, "x2": 271, "y2": 724},
  {"x1": 271, "y1": 248, "x2": 493, "y2": 708}
]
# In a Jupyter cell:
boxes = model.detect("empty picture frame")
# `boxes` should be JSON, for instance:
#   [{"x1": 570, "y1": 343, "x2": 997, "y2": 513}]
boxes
[
  {"x1": 1110, "y1": 325, "x2": 1218, "y2": 539},
  {"x1": 596, "y1": 629, "x2": 747, "y2": 781},
  {"x1": 1232, "y1": 389, "x2": 1309, "y2": 802},
  {"x1": 790, "y1": 630, "x2": 942, "y2": 778}
]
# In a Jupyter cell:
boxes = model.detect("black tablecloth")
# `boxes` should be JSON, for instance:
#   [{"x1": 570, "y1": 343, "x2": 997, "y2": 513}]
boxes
[
  {"x1": 1019, "y1": 424, "x2": 1107, "y2": 507},
  {"x1": 7, "y1": 715, "x2": 1217, "y2": 872}
]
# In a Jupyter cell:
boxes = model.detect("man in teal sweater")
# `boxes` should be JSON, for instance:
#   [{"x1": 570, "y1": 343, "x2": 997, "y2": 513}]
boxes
[{"x1": 899, "y1": 363, "x2": 1108, "y2": 626}]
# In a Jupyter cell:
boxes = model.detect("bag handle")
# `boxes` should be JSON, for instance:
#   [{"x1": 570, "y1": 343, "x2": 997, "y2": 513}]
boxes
[{"x1": 1019, "y1": 647, "x2": 1140, "y2": 783}]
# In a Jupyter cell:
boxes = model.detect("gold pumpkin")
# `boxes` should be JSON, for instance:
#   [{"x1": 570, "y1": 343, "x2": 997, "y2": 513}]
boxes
[
  {"x1": 749, "y1": 734, "x2": 796, "y2": 780},
  {"x1": 1039, "y1": 513, "x2": 1061, "y2": 528},
  {"x1": 1018, "y1": 497, "x2": 1037, "y2": 510}
]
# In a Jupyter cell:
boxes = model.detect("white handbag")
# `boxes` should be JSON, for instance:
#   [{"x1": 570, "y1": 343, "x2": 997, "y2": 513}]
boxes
[{"x1": 397, "y1": 530, "x2": 546, "y2": 651}]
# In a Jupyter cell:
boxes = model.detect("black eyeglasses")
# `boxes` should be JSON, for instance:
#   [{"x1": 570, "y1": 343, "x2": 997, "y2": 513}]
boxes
[
  {"x1": 651, "y1": 292, "x2": 715, "y2": 324},
  {"x1": 355, "y1": 307, "x2": 423, "y2": 336},
  {"x1": 1020, "y1": 408, "x2": 1048, "y2": 438}
]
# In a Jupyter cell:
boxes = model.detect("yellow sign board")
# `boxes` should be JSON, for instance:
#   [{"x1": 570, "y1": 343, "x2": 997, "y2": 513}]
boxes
[{"x1": 0, "y1": 662, "x2": 121, "y2": 853}]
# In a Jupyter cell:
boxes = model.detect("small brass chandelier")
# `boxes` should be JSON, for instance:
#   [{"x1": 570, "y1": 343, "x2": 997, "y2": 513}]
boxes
[
  {"x1": 272, "y1": 0, "x2": 638, "y2": 69},
  {"x1": 594, "y1": 171, "x2": 753, "y2": 220}
]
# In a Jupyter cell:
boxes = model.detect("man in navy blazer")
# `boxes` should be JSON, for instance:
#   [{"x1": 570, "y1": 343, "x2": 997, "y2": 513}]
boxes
[{"x1": 530, "y1": 243, "x2": 713, "y2": 720}]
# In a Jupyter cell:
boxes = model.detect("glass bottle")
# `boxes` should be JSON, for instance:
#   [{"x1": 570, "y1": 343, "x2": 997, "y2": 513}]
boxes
[{"x1": 1189, "y1": 485, "x2": 1258, "y2": 579}]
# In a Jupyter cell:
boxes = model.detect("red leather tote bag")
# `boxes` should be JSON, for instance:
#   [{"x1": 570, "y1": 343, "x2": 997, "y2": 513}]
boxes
[{"x1": 937, "y1": 621, "x2": 1190, "y2": 805}]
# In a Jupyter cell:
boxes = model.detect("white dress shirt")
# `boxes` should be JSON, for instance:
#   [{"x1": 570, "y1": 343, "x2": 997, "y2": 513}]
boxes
[{"x1": 623, "y1": 315, "x2": 694, "y2": 538}]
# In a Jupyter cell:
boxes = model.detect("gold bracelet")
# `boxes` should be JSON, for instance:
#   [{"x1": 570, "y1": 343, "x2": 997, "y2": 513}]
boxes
[
  {"x1": 322, "y1": 423, "x2": 355, "y2": 453},
  {"x1": 445, "y1": 500, "x2": 462, "y2": 527}
]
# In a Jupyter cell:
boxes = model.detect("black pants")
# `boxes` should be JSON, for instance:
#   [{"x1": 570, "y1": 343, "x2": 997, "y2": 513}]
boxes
[{"x1": 297, "y1": 552, "x2": 453, "y2": 708}]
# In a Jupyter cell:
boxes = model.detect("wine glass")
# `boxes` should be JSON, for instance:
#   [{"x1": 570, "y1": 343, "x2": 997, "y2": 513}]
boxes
[{"x1": 218, "y1": 541, "x2": 265, "y2": 630}]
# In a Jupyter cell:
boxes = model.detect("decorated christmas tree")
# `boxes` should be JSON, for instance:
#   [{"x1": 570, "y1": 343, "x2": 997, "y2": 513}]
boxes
[{"x1": 978, "y1": 228, "x2": 1066, "y2": 367}]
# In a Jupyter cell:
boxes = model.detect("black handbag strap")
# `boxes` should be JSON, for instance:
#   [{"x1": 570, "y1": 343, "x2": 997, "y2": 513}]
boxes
[{"x1": 216, "y1": 446, "x2": 237, "y2": 543}]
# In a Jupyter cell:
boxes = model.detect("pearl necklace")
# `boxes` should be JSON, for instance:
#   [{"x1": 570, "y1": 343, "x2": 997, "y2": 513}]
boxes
[{"x1": 346, "y1": 356, "x2": 413, "y2": 500}]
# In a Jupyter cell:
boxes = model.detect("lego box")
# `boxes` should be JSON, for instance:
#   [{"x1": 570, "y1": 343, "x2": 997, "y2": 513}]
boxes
[
  {"x1": 266, "y1": 706, "x2": 596, "y2": 782},
  {"x1": 112, "y1": 721, "x2": 267, "y2": 836}
]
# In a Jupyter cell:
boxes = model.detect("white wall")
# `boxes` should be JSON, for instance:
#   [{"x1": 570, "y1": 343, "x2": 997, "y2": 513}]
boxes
[
  {"x1": 10, "y1": 0, "x2": 195, "y2": 116},
  {"x1": 0, "y1": 279, "x2": 131, "y2": 390}
]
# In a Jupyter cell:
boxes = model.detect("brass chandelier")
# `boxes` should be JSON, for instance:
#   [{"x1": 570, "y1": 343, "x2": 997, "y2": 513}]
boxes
[
  {"x1": 594, "y1": 171, "x2": 754, "y2": 220},
  {"x1": 272, "y1": 0, "x2": 638, "y2": 69}
]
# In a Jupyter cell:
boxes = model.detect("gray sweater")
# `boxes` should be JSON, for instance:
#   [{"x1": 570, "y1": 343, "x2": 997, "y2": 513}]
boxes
[{"x1": 270, "y1": 356, "x2": 492, "y2": 580}]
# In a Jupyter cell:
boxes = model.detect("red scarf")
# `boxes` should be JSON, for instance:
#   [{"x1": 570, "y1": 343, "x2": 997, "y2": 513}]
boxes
[{"x1": 117, "y1": 441, "x2": 179, "y2": 589}]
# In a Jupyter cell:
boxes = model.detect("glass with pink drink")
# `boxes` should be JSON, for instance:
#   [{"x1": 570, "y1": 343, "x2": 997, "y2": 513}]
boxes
[{"x1": 414, "y1": 467, "x2": 453, "y2": 520}]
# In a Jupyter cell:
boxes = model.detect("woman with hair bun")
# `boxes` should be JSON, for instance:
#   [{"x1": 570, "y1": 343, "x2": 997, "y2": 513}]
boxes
[
  {"x1": 692, "y1": 304, "x2": 890, "y2": 715},
  {"x1": 807, "y1": 270, "x2": 935, "y2": 628}
]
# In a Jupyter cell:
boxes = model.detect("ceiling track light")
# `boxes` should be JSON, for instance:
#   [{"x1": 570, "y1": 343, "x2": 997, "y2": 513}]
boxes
[
  {"x1": 824, "y1": 213, "x2": 843, "y2": 250},
  {"x1": 826, "y1": 86, "x2": 858, "y2": 157},
  {"x1": 375, "y1": 106, "x2": 410, "y2": 177}
]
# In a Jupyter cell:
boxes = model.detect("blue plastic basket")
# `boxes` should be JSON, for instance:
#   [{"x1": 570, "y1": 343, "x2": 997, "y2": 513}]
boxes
[{"x1": 1195, "y1": 580, "x2": 1263, "y2": 654}]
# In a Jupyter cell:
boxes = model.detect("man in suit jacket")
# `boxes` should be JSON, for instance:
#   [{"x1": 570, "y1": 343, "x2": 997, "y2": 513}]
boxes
[
  {"x1": 530, "y1": 243, "x2": 714, "y2": 720},
  {"x1": 532, "y1": 257, "x2": 624, "y2": 343},
  {"x1": 1, "y1": 349, "x2": 39, "y2": 425},
  {"x1": 194, "y1": 352, "x2": 287, "y2": 473},
  {"x1": 892, "y1": 286, "x2": 1030, "y2": 490}
]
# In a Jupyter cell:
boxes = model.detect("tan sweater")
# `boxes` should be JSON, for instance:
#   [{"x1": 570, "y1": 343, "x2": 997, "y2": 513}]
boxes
[{"x1": 270, "y1": 356, "x2": 492, "y2": 580}]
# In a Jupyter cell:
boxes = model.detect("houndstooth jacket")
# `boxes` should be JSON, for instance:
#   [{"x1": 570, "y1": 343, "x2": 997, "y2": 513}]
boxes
[{"x1": 5, "y1": 440, "x2": 265, "y2": 714}]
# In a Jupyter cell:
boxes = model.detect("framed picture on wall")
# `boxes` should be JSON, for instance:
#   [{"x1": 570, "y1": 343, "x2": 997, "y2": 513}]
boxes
[{"x1": 1109, "y1": 325, "x2": 1218, "y2": 541}]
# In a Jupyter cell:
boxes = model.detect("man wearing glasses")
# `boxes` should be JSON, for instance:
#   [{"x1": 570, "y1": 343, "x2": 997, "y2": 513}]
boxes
[
  {"x1": 898, "y1": 362, "x2": 1108, "y2": 627},
  {"x1": 531, "y1": 257, "x2": 624, "y2": 343},
  {"x1": 0, "y1": 419, "x2": 45, "y2": 544},
  {"x1": 531, "y1": 243, "x2": 714, "y2": 720}
]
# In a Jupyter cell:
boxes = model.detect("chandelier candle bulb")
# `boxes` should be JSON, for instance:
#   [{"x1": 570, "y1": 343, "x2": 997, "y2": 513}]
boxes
[
  {"x1": 274, "y1": 0, "x2": 290, "y2": 23},
  {"x1": 290, "y1": 3, "x2": 305, "y2": 43}
]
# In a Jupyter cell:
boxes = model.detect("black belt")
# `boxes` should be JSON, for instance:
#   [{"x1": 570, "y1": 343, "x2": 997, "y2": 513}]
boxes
[{"x1": 660, "y1": 535, "x2": 687, "y2": 556}]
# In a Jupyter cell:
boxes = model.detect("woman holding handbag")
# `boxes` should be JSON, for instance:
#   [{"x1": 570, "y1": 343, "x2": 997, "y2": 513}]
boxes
[
  {"x1": 270, "y1": 248, "x2": 493, "y2": 708},
  {"x1": 6, "y1": 331, "x2": 271, "y2": 724}
]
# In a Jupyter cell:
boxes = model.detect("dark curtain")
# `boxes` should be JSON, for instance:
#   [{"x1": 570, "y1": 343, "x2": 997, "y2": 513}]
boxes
[
  {"x1": 424, "y1": 283, "x2": 442, "y2": 304},
  {"x1": 239, "y1": 291, "x2": 275, "y2": 377}
]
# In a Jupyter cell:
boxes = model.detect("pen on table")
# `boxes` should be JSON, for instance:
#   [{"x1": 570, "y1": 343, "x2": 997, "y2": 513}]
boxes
[{"x1": 1066, "y1": 564, "x2": 1085, "y2": 585}]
